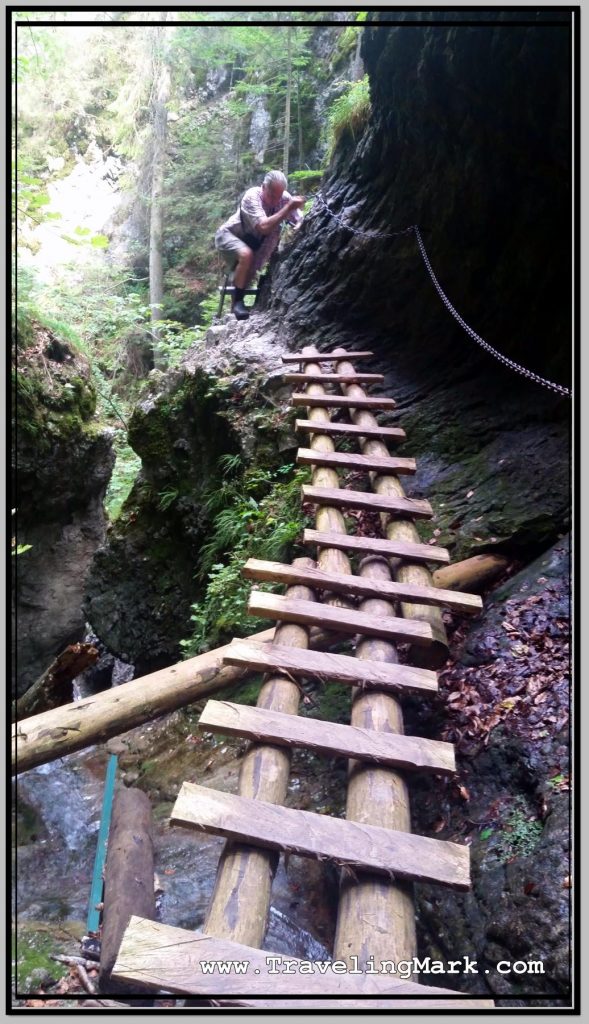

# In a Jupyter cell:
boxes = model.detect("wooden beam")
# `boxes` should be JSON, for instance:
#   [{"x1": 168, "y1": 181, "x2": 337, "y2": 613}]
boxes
[
  {"x1": 304, "y1": 528, "x2": 450, "y2": 565},
  {"x1": 284, "y1": 372, "x2": 384, "y2": 384},
  {"x1": 296, "y1": 447, "x2": 416, "y2": 475},
  {"x1": 112, "y1": 917, "x2": 493, "y2": 1002},
  {"x1": 203, "y1": 556, "x2": 318, "y2": 946},
  {"x1": 433, "y1": 553, "x2": 510, "y2": 592},
  {"x1": 296, "y1": 418, "x2": 406, "y2": 441},
  {"x1": 99, "y1": 788, "x2": 156, "y2": 994},
  {"x1": 171, "y1": 784, "x2": 470, "y2": 889},
  {"x1": 248, "y1": 591, "x2": 436, "y2": 647},
  {"x1": 224, "y1": 639, "x2": 438, "y2": 695},
  {"x1": 292, "y1": 393, "x2": 396, "y2": 410},
  {"x1": 11, "y1": 625, "x2": 341, "y2": 775},
  {"x1": 209, "y1": 996, "x2": 496, "y2": 1009},
  {"x1": 282, "y1": 351, "x2": 373, "y2": 363},
  {"x1": 243, "y1": 558, "x2": 483, "y2": 615},
  {"x1": 198, "y1": 700, "x2": 456, "y2": 775},
  {"x1": 302, "y1": 484, "x2": 433, "y2": 519}
]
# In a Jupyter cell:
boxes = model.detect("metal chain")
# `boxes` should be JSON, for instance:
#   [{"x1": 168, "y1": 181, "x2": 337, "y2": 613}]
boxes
[{"x1": 313, "y1": 192, "x2": 571, "y2": 398}]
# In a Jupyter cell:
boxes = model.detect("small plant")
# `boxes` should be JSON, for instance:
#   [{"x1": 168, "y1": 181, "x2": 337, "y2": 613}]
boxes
[
  {"x1": 104, "y1": 431, "x2": 142, "y2": 521},
  {"x1": 158, "y1": 487, "x2": 180, "y2": 511},
  {"x1": 326, "y1": 75, "x2": 371, "y2": 156},
  {"x1": 180, "y1": 461, "x2": 312, "y2": 656},
  {"x1": 480, "y1": 796, "x2": 543, "y2": 863}
]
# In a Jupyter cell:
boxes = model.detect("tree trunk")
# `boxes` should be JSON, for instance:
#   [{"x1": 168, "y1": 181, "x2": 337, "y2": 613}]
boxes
[
  {"x1": 149, "y1": 22, "x2": 170, "y2": 371},
  {"x1": 296, "y1": 71, "x2": 303, "y2": 169},
  {"x1": 282, "y1": 25, "x2": 292, "y2": 177},
  {"x1": 13, "y1": 642, "x2": 99, "y2": 721}
]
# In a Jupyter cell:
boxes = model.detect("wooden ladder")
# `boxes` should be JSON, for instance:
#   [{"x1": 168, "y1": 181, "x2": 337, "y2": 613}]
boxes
[
  {"x1": 217, "y1": 273, "x2": 258, "y2": 316},
  {"x1": 113, "y1": 346, "x2": 494, "y2": 1008}
]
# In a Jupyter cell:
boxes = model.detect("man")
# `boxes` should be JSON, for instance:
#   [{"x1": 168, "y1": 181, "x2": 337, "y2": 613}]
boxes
[{"x1": 214, "y1": 170, "x2": 305, "y2": 320}]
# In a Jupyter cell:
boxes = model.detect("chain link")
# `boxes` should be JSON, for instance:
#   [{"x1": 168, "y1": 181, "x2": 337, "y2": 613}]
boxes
[{"x1": 312, "y1": 192, "x2": 571, "y2": 398}]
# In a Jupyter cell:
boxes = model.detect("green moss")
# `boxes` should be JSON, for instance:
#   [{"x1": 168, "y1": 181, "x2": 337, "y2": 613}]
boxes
[
  {"x1": 303, "y1": 683, "x2": 352, "y2": 725},
  {"x1": 13, "y1": 924, "x2": 68, "y2": 992}
]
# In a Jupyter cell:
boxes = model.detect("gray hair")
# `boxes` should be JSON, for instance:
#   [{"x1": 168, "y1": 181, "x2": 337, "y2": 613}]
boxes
[{"x1": 263, "y1": 170, "x2": 287, "y2": 190}]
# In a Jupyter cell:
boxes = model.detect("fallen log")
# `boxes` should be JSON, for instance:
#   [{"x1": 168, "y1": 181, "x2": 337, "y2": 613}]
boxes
[
  {"x1": 433, "y1": 553, "x2": 510, "y2": 593},
  {"x1": 14, "y1": 642, "x2": 99, "y2": 721},
  {"x1": 12, "y1": 626, "x2": 343, "y2": 775},
  {"x1": 99, "y1": 788, "x2": 156, "y2": 996}
]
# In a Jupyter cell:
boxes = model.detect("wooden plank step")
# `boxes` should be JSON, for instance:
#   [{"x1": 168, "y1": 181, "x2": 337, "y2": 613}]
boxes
[
  {"x1": 243, "y1": 558, "x2": 483, "y2": 614},
  {"x1": 297, "y1": 447, "x2": 416, "y2": 475},
  {"x1": 217, "y1": 286, "x2": 258, "y2": 295},
  {"x1": 113, "y1": 916, "x2": 492, "y2": 1002},
  {"x1": 284, "y1": 372, "x2": 384, "y2": 384},
  {"x1": 292, "y1": 392, "x2": 396, "y2": 410},
  {"x1": 282, "y1": 351, "x2": 373, "y2": 363},
  {"x1": 302, "y1": 484, "x2": 433, "y2": 519},
  {"x1": 199, "y1": 700, "x2": 456, "y2": 775},
  {"x1": 304, "y1": 528, "x2": 450, "y2": 564},
  {"x1": 224, "y1": 640, "x2": 438, "y2": 695},
  {"x1": 248, "y1": 592, "x2": 436, "y2": 647},
  {"x1": 296, "y1": 417, "x2": 406, "y2": 441},
  {"x1": 212, "y1": 996, "x2": 496, "y2": 1010},
  {"x1": 171, "y1": 783, "x2": 470, "y2": 890}
]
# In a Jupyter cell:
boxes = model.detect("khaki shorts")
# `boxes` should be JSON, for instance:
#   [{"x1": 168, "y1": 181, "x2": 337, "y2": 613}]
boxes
[{"x1": 214, "y1": 227, "x2": 249, "y2": 271}]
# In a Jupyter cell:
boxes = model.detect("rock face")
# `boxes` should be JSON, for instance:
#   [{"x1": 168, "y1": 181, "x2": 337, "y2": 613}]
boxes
[
  {"x1": 83, "y1": 325, "x2": 294, "y2": 676},
  {"x1": 262, "y1": 10, "x2": 570, "y2": 565},
  {"x1": 13, "y1": 327, "x2": 114, "y2": 698}
]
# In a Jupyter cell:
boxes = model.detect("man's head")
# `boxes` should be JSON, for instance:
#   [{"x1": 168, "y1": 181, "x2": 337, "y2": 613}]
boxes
[{"x1": 262, "y1": 170, "x2": 288, "y2": 205}]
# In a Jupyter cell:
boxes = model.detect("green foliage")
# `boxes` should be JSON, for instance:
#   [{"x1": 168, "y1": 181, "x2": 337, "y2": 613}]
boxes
[
  {"x1": 180, "y1": 459, "x2": 312, "y2": 655},
  {"x1": 326, "y1": 74, "x2": 371, "y2": 156},
  {"x1": 104, "y1": 429, "x2": 141, "y2": 520},
  {"x1": 480, "y1": 797, "x2": 544, "y2": 863},
  {"x1": 157, "y1": 487, "x2": 180, "y2": 511}
]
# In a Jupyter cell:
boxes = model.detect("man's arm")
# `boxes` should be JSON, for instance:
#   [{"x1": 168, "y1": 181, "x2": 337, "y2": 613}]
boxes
[{"x1": 256, "y1": 196, "x2": 305, "y2": 236}]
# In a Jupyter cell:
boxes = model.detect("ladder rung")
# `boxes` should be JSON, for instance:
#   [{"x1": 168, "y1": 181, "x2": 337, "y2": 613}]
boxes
[
  {"x1": 224, "y1": 639, "x2": 438, "y2": 695},
  {"x1": 283, "y1": 372, "x2": 384, "y2": 384},
  {"x1": 302, "y1": 484, "x2": 433, "y2": 519},
  {"x1": 304, "y1": 528, "x2": 450, "y2": 564},
  {"x1": 243, "y1": 558, "x2": 483, "y2": 614},
  {"x1": 297, "y1": 447, "x2": 416, "y2": 475},
  {"x1": 199, "y1": 700, "x2": 456, "y2": 775},
  {"x1": 113, "y1": 916, "x2": 491, "y2": 1001},
  {"x1": 171, "y1": 783, "x2": 470, "y2": 889},
  {"x1": 282, "y1": 351, "x2": 374, "y2": 363},
  {"x1": 217, "y1": 286, "x2": 258, "y2": 295},
  {"x1": 292, "y1": 393, "x2": 396, "y2": 410},
  {"x1": 296, "y1": 418, "x2": 406, "y2": 441},
  {"x1": 248, "y1": 592, "x2": 435, "y2": 646}
]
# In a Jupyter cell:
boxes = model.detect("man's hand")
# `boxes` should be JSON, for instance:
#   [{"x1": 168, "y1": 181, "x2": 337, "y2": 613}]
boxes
[{"x1": 288, "y1": 195, "x2": 306, "y2": 210}]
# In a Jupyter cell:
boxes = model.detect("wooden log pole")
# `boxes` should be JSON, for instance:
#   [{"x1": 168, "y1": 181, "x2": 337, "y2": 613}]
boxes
[
  {"x1": 98, "y1": 787, "x2": 156, "y2": 994},
  {"x1": 336, "y1": 355, "x2": 450, "y2": 669},
  {"x1": 203, "y1": 559, "x2": 316, "y2": 946},
  {"x1": 12, "y1": 626, "x2": 342, "y2": 776},
  {"x1": 326, "y1": 350, "x2": 416, "y2": 965},
  {"x1": 433, "y1": 553, "x2": 510, "y2": 592},
  {"x1": 203, "y1": 344, "x2": 353, "y2": 947}
]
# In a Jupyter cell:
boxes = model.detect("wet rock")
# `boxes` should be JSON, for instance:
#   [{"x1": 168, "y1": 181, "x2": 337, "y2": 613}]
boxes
[{"x1": 13, "y1": 331, "x2": 114, "y2": 698}]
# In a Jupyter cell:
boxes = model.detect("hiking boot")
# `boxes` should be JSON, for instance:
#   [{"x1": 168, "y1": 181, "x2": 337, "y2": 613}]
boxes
[{"x1": 233, "y1": 300, "x2": 250, "y2": 320}]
